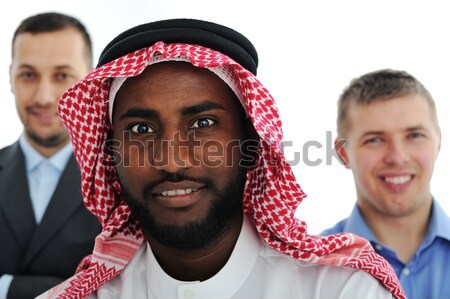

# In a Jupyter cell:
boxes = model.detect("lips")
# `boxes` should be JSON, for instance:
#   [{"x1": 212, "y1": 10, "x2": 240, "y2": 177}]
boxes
[
  {"x1": 151, "y1": 181, "x2": 206, "y2": 208},
  {"x1": 379, "y1": 174, "x2": 415, "y2": 192},
  {"x1": 382, "y1": 175, "x2": 413, "y2": 185},
  {"x1": 160, "y1": 189, "x2": 198, "y2": 196},
  {"x1": 152, "y1": 181, "x2": 205, "y2": 195},
  {"x1": 28, "y1": 107, "x2": 58, "y2": 124}
]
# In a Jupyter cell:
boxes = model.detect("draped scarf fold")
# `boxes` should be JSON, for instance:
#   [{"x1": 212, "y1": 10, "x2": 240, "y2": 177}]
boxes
[{"x1": 39, "y1": 42, "x2": 406, "y2": 299}]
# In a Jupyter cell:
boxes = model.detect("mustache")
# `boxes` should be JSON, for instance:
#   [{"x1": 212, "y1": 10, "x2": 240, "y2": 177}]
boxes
[
  {"x1": 142, "y1": 171, "x2": 213, "y2": 198},
  {"x1": 26, "y1": 103, "x2": 56, "y2": 110}
]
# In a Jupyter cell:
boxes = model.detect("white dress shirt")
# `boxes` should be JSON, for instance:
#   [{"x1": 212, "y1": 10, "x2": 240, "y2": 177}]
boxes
[{"x1": 89, "y1": 215, "x2": 393, "y2": 299}]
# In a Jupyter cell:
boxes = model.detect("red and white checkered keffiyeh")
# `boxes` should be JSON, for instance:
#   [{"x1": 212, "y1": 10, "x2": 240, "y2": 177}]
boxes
[{"x1": 39, "y1": 42, "x2": 406, "y2": 299}]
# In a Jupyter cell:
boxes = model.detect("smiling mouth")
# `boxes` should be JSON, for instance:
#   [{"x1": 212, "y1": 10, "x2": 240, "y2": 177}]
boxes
[
  {"x1": 29, "y1": 109, "x2": 58, "y2": 122},
  {"x1": 160, "y1": 188, "x2": 199, "y2": 197},
  {"x1": 382, "y1": 175, "x2": 413, "y2": 185},
  {"x1": 152, "y1": 186, "x2": 205, "y2": 209}
]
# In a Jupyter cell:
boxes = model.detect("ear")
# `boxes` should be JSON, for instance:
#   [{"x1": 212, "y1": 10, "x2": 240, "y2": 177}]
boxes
[
  {"x1": 9, "y1": 64, "x2": 13, "y2": 93},
  {"x1": 335, "y1": 137, "x2": 350, "y2": 168}
]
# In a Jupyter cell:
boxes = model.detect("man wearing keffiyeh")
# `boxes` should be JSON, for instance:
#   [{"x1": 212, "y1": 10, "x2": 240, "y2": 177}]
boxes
[{"x1": 38, "y1": 19, "x2": 406, "y2": 299}]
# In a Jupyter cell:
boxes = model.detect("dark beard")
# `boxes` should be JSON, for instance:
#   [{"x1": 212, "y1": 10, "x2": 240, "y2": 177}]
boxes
[
  {"x1": 119, "y1": 167, "x2": 247, "y2": 251},
  {"x1": 26, "y1": 129, "x2": 69, "y2": 148}
]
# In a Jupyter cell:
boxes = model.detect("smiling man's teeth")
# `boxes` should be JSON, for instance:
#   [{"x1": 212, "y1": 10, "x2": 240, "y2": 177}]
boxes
[
  {"x1": 161, "y1": 189, "x2": 197, "y2": 197},
  {"x1": 384, "y1": 176, "x2": 411, "y2": 184}
]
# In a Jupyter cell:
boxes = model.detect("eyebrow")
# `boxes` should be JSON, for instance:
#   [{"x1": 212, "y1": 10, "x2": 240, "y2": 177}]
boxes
[
  {"x1": 119, "y1": 108, "x2": 158, "y2": 121},
  {"x1": 18, "y1": 64, "x2": 35, "y2": 70},
  {"x1": 361, "y1": 131, "x2": 383, "y2": 136},
  {"x1": 54, "y1": 65, "x2": 76, "y2": 70},
  {"x1": 118, "y1": 101, "x2": 226, "y2": 121},
  {"x1": 406, "y1": 125, "x2": 427, "y2": 131},
  {"x1": 181, "y1": 101, "x2": 226, "y2": 116},
  {"x1": 361, "y1": 125, "x2": 429, "y2": 137},
  {"x1": 18, "y1": 64, "x2": 76, "y2": 71}
]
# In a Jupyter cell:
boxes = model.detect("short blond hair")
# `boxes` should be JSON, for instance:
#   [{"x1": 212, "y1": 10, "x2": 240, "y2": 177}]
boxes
[{"x1": 337, "y1": 69, "x2": 440, "y2": 138}]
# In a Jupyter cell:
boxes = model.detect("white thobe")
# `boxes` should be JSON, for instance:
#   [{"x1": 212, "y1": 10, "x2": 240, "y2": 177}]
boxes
[{"x1": 89, "y1": 216, "x2": 393, "y2": 299}]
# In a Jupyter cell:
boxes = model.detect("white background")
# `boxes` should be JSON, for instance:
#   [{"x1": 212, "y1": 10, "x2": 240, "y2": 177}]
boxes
[{"x1": 0, "y1": 0, "x2": 448, "y2": 234}]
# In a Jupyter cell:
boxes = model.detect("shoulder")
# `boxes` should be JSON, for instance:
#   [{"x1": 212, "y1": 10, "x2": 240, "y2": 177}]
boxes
[
  {"x1": 0, "y1": 142, "x2": 20, "y2": 166},
  {"x1": 256, "y1": 245, "x2": 393, "y2": 298},
  {"x1": 93, "y1": 244, "x2": 147, "y2": 298},
  {"x1": 320, "y1": 218, "x2": 348, "y2": 235},
  {"x1": 0, "y1": 143, "x2": 15, "y2": 156}
]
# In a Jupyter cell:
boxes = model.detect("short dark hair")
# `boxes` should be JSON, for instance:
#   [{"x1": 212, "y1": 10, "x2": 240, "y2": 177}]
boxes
[
  {"x1": 12, "y1": 12, "x2": 93, "y2": 67},
  {"x1": 337, "y1": 69, "x2": 439, "y2": 138}
]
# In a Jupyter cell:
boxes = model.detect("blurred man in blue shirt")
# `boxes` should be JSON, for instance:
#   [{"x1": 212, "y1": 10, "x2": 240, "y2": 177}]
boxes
[{"x1": 322, "y1": 69, "x2": 450, "y2": 299}]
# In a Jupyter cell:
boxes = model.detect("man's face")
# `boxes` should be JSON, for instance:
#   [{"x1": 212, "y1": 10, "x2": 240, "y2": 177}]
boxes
[
  {"x1": 338, "y1": 94, "x2": 441, "y2": 218},
  {"x1": 112, "y1": 62, "x2": 250, "y2": 250},
  {"x1": 10, "y1": 28, "x2": 91, "y2": 149}
]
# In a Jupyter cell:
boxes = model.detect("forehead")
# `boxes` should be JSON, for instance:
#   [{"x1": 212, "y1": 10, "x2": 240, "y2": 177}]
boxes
[
  {"x1": 12, "y1": 28, "x2": 88, "y2": 69},
  {"x1": 346, "y1": 94, "x2": 435, "y2": 134},
  {"x1": 114, "y1": 62, "x2": 240, "y2": 112}
]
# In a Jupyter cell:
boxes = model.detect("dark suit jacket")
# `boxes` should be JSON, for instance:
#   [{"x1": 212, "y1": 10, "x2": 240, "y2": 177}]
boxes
[{"x1": 0, "y1": 142, "x2": 102, "y2": 299}]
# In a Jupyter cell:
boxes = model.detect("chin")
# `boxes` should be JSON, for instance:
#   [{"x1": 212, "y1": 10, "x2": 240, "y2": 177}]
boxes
[{"x1": 26, "y1": 130, "x2": 70, "y2": 148}]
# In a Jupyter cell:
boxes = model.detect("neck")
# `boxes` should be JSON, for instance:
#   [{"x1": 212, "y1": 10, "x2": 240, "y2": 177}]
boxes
[
  {"x1": 148, "y1": 214, "x2": 243, "y2": 281},
  {"x1": 360, "y1": 198, "x2": 432, "y2": 263}
]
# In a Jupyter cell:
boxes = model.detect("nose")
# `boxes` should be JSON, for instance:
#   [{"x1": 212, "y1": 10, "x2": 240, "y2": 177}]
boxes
[
  {"x1": 151, "y1": 130, "x2": 196, "y2": 173},
  {"x1": 33, "y1": 78, "x2": 57, "y2": 106},
  {"x1": 383, "y1": 140, "x2": 410, "y2": 166}
]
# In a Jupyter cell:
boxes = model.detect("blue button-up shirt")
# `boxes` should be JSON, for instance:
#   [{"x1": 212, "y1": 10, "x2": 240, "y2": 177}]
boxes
[{"x1": 322, "y1": 199, "x2": 450, "y2": 299}]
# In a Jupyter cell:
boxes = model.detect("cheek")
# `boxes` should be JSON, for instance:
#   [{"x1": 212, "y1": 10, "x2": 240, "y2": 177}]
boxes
[
  {"x1": 112, "y1": 130, "x2": 147, "y2": 165},
  {"x1": 194, "y1": 130, "x2": 243, "y2": 168},
  {"x1": 14, "y1": 87, "x2": 30, "y2": 106},
  {"x1": 199, "y1": 140, "x2": 225, "y2": 167},
  {"x1": 230, "y1": 141, "x2": 245, "y2": 167},
  {"x1": 124, "y1": 143, "x2": 148, "y2": 171},
  {"x1": 415, "y1": 148, "x2": 437, "y2": 176},
  {"x1": 348, "y1": 149, "x2": 380, "y2": 178},
  {"x1": 55, "y1": 85, "x2": 72, "y2": 99},
  {"x1": 112, "y1": 136, "x2": 148, "y2": 177}
]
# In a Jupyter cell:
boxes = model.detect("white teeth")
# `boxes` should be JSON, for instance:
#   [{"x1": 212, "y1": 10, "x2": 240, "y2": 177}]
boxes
[
  {"x1": 160, "y1": 189, "x2": 197, "y2": 197},
  {"x1": 384, "y1": 175, "x2": 411, "y2": 184}
]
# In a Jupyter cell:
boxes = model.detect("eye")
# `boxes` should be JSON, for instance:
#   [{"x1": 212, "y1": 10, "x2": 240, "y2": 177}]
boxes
[
  {"x1": 191, "y1": 118, "x2": 215, "y2": 129},
  {"x1": 130, "y1": 123, "x2": 153, "y2": 134},
  {"x1": 408, "y1": 132, "x2": 424, "y2": 139},
  {"x1": 55, "y1": 72, "x2": 70, "y2": 81},
  {"x1": 363, "y1": 137, "x2": 383, "y2": 145},
  {"x1": 18, "y1": 71, "x2": 36, "y2": 81}
]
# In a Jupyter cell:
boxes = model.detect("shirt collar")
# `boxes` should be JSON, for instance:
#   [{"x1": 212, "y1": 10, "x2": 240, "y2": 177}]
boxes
[
  {"x1": 345, "y1": 199, "x2": 450, "y2": 244},
  {"x1": 426, "y1": 198, "x2": 450, "y2": 241},
  {"x1": 147, "y1": 214, "x2": 262, "y2": 299},
  {"x1": 19, "y1": 133, "x2": 73, "y2": 173},
  {"x1": 342, "y1": 205, "x2": 378, "y2": 243}
]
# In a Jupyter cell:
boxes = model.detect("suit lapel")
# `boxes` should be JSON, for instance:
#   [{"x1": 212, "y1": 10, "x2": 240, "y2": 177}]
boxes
[
  {"x1": 0, "y1": 142, "x2": 36, "y2": 251},
  {"x1": 23, "y1": 155, "x2": 83, "y2": 265}
]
